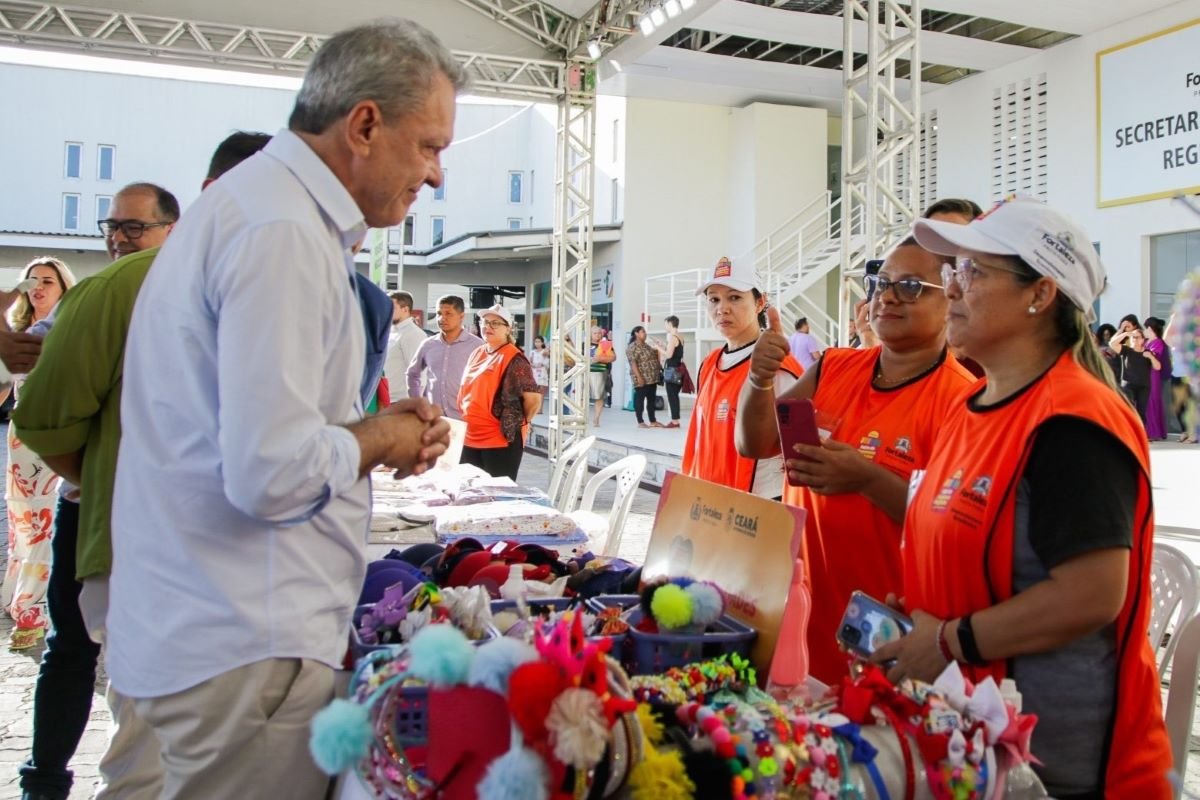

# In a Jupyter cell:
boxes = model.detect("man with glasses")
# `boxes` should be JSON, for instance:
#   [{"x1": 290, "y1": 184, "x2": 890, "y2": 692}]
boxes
[
  {"x1": 98, "y1": 183, "x2": 179, "y2": 260},
  {"x1": 12, "y1": 176, "x2": 193, "y2": 800}
]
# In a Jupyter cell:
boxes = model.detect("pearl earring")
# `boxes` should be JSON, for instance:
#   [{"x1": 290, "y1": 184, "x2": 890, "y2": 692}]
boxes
[{"x1": 1027, "y1": 305, "x2": 1038, "y2": 314}]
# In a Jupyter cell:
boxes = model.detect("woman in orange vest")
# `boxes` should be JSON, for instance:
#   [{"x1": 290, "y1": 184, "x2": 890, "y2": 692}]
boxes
[
  {"x1": 736, "y1": 238, "x2": 975, "y2": 684},
  {"x1": 458, "y1": 304, "x2": 542, "y2": 480},
  {"x1": 681, "y1": 256, "x2": 804, "y2": 498},
  {"x1": 874, "y1": 197, "x2": 1171, "y2": 799}
]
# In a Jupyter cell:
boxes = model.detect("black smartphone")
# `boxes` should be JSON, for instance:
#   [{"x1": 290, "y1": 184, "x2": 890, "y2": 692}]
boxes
[
  {"x1": 864, "y1": 259, "x2": 885, "y2": 301},
  {"x1": 836, "y1": 591, "x2": 913, "y2": 659}
]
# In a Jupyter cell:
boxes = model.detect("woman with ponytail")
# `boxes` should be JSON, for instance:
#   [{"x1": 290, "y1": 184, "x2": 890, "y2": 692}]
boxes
[{"x1": 873, "y1": 197, "x2": 1171, "y2": 800}]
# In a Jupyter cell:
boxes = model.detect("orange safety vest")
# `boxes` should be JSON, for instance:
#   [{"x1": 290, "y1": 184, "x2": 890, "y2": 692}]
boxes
[
  {"x1": 459, "y1": 343, "x2": 521, "y2": 449},
  {"x1": 785, "y1": 347, "x2": 975, "y2": 684},
  {"x1": 903, "y1": 352, "x2": 1171, "y2": 799},
  {"x1": 681, "y1": 343, "x2": 803, "y2": 494}
]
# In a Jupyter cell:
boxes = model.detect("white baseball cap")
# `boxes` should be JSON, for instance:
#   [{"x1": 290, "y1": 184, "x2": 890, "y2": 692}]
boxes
[
  {"x1": 478, "y1": 304, "x2": 513, "y2": 327},
  {"x1": 694, "y1": 255, "x2": 761, "y2": 296},
  {"x1": 912, "y1": 195, "x2": 1105, "y2": 322}
]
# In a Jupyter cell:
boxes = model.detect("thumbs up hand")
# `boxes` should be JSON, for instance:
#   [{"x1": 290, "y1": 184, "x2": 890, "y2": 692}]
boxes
[{"x1": 750, "y1": 303, "x2": 791, "y2": 385}]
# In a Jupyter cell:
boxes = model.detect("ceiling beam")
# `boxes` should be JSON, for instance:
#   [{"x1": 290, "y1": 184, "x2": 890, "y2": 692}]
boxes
[
  {"x1": 919, "y1": 0, "x2": 1168, "y2": 36},
  {"x1": 0, "y1": 0, "x2": 567, "y2": 100},
  {"x1": 455, "y1": 0, "x2": 572, "y2": 52},
  {"x1": 690, "y1": 0, "x2": 1033, "y2": 71}
]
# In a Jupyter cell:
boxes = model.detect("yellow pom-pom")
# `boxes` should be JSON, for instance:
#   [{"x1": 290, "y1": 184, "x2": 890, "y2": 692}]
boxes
[
  {"x1": 650, "y1": 584, "x2": 694, "y2": 629},
  {"x1": 629, "y1": 747, "x2": 695, "y2": 800},
  {"x1": 637, "y1": 704, "x2": 664, "y2": 746}
]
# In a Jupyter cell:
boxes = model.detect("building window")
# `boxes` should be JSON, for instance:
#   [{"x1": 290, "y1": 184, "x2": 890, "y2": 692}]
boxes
[
  {"x1": 508, "y1": 171, "x2": 523, "y2": 203},
  {"x1": 64, "y1": 142, "x2": 82, "y2": 179},
  {"x1": 1150, "y1": 230, "x2": 1200, "y2": 318},
  {"x1": 434, "y1": 169, "x2": 446, "y2": 201},
  {"x1": 529, "y1": 170, "x2": 535, "y2": 204},
  {"x1": 612, "y1": 118, "x2": 620, "y2": 161},
  {"x1": 97, "y1": 144, "x2": 116, "y2": 181},
  {"x1": 62, "y1": 193, "x2": 81, "y2": 230},
  {"x1": 508, "y1": 218, "x2": 522, "y2": 230},
  {"x1": 96, "y1": 195, "x2": 112, "y2": 224},
  {"x1": 403, "y1": 214, "x2": 415, "y2": 247},
  {"x1": 611, "y1": 178, "x2": 619, "y2": 223},
  {"x1": 431, "y1": 216, "x2": 445, "y2": 247}
]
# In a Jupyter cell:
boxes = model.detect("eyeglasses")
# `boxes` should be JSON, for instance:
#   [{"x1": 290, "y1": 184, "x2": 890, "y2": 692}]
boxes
[
  {"x1": 482, "y1": 319, "x2": 509, "y2": 329},
  {"x1": 98, "y1": 219, "x2": 171, "y2": 239},
  {"x1": 863, "y1": 273, "x2": 944, "y2": 303},
  {"x1": 940, "y1": 257, "x2": 1028, "y2": 293}
]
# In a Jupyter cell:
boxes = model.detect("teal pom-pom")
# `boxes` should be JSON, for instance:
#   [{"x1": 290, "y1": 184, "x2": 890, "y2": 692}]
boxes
[
  {"x1": 309, "y1": 699, "x2": 371, "y2": 775},
  {"x1": 469, "y1": 638, "x2": 539, "y2": 694},
  {"x1": 409, "y1": 624, "x2": 474, "y2": 686},
  {"x1": 478, "y1": 746, "x2": 548, "y2": 800},
  {"x1": 686, "y1": 581, "x2": 725, "y2": 627},
  {"x1": 650, "y1": 583, "x2": 694, "y2": 629}
]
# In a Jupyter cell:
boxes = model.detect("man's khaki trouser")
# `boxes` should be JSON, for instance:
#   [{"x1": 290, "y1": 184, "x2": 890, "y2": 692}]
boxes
[{"x1": 132, "y1": 657, "x2": 335, "y2": 800}]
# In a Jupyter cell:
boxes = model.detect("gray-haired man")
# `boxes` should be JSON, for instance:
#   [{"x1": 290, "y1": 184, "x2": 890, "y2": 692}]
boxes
[{"x1": 105, "y1": 21, "x2": 465, "y2": 799}]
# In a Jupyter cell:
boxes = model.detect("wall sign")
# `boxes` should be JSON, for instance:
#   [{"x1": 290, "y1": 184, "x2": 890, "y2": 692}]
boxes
[{"x1": 1097, "y1": 19, "x2": 1200, "y2": 207}]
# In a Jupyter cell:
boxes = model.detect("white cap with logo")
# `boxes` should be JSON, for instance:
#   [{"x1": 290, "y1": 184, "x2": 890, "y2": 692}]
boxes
[
  {"x1": 912, "y1": 195, "x2": 1106, "y2": 322},
  {"x1": 478, "y1": 303, "x2": 513, "y2": 327},
  {"x1": 694, "y1": 255, "x2": 761, "y2": 296}
]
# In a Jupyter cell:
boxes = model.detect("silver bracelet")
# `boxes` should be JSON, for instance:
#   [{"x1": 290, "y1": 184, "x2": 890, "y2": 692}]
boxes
[{"x1": 747, "y1": 374, "x2": 774, "y2": 392}]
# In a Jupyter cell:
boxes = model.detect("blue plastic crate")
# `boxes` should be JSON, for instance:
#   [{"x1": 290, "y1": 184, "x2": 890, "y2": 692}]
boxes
[
  {"x1": 350, "y1": 604, "x2": 498, "y2": 661},
  {"x1": 586, "y1": 594, "x2": 757, "y2": 675},
  {"x1": 490, "y1": 597, "x2": 629, "y2": 650}
]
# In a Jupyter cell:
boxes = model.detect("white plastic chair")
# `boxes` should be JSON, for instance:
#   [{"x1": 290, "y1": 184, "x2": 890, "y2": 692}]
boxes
[
  {"x1": 547, "y1": 435, "x2": 595, "y2": 513},
  {"x1": 568, "y1": 454, "x2": 646, "y2": 556},
  {"x1": 1150, "y1": 542, "x2": 1200, "y2": 679},
  {"x1": 1164, "y1": 610, "x2": 1200, "y2": 792}
]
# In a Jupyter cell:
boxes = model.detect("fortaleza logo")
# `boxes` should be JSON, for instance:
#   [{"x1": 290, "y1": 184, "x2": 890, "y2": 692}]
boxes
[
  {"x1": 885, "y1": 435, "x2": 915, "y2": 463},
  {"x1": 1040, "y1": 231, "x2": 1077, "y2": 265},
  {"x1": 932, "y1": 468, "x2": 963, "y2": 512},
  {"x1": 959, "y1": 474, "x2": 992, "y2": 507},
  {"x1": 690, "y1": 498, "x2": 724, "y2": 524},
  {"x1": 723, "y1": 506, "x2": 759, "y2": 538}
]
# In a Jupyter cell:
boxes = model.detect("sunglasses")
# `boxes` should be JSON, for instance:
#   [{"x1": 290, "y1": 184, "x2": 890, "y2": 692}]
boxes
[{"x1": 863, "y1": 274, "x2": 944, "y2": 303}]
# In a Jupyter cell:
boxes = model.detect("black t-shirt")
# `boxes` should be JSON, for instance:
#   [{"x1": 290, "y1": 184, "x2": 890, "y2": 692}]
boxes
[
  {"x1": 1118, "y1": 349, "x2": 1151, "y2": 389},
  {"x1": 1024, "y1": 416, "x2": 1136, "y2": 567}
]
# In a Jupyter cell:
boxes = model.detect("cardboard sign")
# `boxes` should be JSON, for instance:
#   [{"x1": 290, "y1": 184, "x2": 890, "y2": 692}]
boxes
[{"x1": 642, "y1": 472, "x2": 805, "y2": 675}]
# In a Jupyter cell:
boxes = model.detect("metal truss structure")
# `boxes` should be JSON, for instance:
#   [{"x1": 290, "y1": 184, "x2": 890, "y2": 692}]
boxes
[
  {"x1": 0, "y1": 0, "x2": 566, "y2": 101},
  {"x1": 546, "y1": 60, "x2": 597, "y2": 461},
  {"x1": 838, "y1": 0, "x2": 921, "y2": 343}
]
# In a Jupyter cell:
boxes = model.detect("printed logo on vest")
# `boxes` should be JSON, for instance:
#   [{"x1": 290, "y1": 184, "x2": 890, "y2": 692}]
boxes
[
  {"x1": 858, "y1": 429, "x2": 882, "y2": 459},
  {"x1": 961, "y1": 475, "x2": 992, "y2": 507},
  {"x1": 716, "y1": 398, "x2": 730, "y2": 422},
  {"x1": 932, "y1": 468, "x2": 963, "y2": 512},
  {"x1": 884, "y1": 435, "x2": 915, "y2": 464}
]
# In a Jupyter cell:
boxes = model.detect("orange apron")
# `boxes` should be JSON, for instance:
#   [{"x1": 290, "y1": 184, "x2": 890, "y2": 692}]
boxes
[{"x1": 903, "y1": 352, "x2": 1171, "y2": 799}]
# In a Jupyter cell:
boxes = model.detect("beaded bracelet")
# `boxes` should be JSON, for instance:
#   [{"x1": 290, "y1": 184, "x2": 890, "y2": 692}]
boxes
[
  {"x1": 936, "y1": 620, "x2": 954, "y2": 664},
  {"x1": 747, "y1": 374, "x2": 774, "y2": 392}
]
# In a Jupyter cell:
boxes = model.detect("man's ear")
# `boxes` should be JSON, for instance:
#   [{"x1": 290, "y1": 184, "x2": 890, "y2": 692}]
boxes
[{"x1": 344, "y1": 100, "x2": 386, "y2": 155}]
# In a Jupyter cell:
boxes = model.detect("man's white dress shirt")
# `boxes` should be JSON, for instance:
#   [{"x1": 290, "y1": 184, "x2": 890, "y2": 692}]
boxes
[
  {"x1": 108, "y1": 130, "x2": 369, "y2": 698},
  {"x1": 385, "y1": 317, "x2": 427, "y2": 398}
]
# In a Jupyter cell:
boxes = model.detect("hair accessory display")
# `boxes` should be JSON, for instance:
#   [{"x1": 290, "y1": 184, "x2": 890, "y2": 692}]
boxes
[{"x1": 639, "y1": 578, "x2": 726, "y2": 632}]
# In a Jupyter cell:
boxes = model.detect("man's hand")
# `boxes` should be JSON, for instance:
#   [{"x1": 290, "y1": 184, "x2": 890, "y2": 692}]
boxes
[
  {"x1": 749, "y1": 306, "x2": 790, "y2": 384},
  {"x1": 0, "y1": 332, "x2": 42, "y2": 374},
  {"x1": 377, "y1": 396, "x2": 443, "y2": 424},
  {"x1": 376, "y1": 412, "x2": 450, "y2": 479}
]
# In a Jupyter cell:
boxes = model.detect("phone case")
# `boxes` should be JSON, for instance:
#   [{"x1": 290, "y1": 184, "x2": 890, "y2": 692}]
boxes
[
  {"x1": 776, "y1": 398, "x2": 821, "y2": 482},
  {"x1": 837, "y1": 591, "x2": 913, "y2": 659}
]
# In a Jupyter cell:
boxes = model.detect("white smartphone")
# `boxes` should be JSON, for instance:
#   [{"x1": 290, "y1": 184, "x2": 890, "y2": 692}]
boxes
[{"x1": 13, "y1": 278, "x2": 36, "y2": 294}]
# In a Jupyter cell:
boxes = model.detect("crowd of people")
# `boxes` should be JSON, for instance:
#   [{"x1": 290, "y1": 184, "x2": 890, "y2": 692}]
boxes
[{"x1": 0, "y1": 14, "x2": 1191, "y2": 800}]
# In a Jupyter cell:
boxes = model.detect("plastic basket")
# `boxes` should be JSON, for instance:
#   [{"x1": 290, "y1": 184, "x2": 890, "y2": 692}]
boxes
[
  {"x1": 587, "y1": 594, "x2": 757, "y2": 675},
  {"x1": 350, "y1": 604, "x2": 499, "y2": 661},
  {"x1": 490, "y1": 597, "x2": 629, "y2": 650}
]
